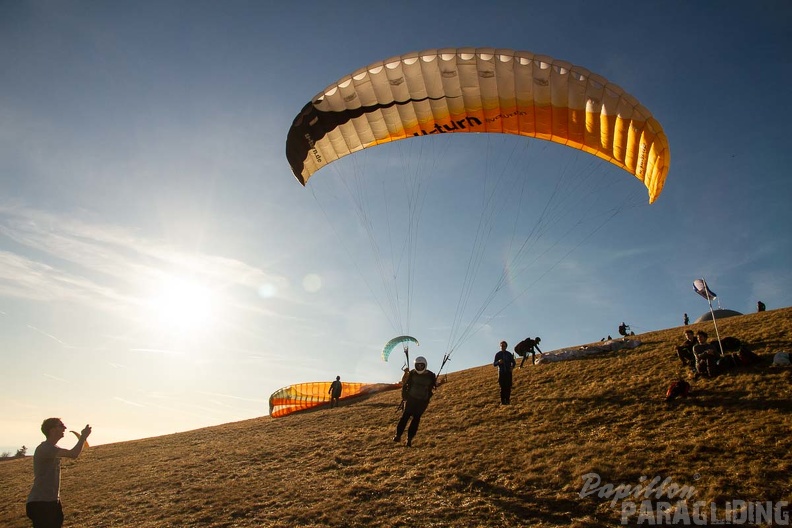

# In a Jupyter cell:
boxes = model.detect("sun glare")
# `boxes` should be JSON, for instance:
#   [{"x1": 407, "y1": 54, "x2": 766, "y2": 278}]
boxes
[{"x1": 151, "y1": 276, "x2": 214, "y2": 332}]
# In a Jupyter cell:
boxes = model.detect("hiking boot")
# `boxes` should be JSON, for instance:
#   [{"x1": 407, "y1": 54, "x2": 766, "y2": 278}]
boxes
[
  {"x1": 392, "y1": 434, "x2": 401, "y2": 443},
  {"x1": 406, "y1": 437, "x2": 413, "y2": 447}
]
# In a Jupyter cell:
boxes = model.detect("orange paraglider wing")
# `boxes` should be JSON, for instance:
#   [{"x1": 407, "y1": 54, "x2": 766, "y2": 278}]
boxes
[
  {"x1": 286, "y1": 47, "x2": 669, "y2": 203},
  {"x1": 268, "y1": 381, "x2": 400, "y2": 418}
]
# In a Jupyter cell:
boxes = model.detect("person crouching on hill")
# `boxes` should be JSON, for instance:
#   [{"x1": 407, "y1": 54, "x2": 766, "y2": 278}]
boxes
[
  {"x1": 516, "y1": 336, "x2": 542, "y2": 368},
  {"x1": 394, "y1": 356, "x2": 437, "y2": 447}
]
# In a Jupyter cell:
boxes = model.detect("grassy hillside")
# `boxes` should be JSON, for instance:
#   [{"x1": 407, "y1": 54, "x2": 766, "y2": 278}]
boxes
[{"x1": 2, "y1": 308, "x2": 790, "y2": 527}]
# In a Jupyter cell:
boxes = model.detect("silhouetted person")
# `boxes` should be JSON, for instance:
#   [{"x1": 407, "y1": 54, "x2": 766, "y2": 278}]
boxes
[
  {"x1": 683, "y1": 313, "x2": 689, "y2": 325},
  {"x1": 27, "y1": 418, "x2": 91, "y2": 528},
  {"x1": 328, "y1": 376, "x2": 342, "y2": 408},
  {"x1": 493, "y1": 341, "x2": 516, "y2": 404},
  {"x1": 394, "y1": 356, "x2": 436, "y2": 447},
  {"x1": 516, "y1": 337, "x2": 542, "y2": 368},
  {"x1": 757, "y1": 301, "x2": 766, "y2": 312}
]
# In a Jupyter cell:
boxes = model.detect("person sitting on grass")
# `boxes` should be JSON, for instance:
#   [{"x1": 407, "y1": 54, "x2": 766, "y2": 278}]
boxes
[
  {"x1": 692, "y1": 330, "x2": 721, "y2": 378},
  {"x1": 675, "y1": 329, "x2": 697, "y2": 368}
]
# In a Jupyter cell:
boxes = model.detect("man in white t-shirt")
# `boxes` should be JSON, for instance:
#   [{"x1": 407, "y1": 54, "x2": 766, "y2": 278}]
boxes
[{"x1": 26, "y1": 418, "x2": 91, "y2": 528}]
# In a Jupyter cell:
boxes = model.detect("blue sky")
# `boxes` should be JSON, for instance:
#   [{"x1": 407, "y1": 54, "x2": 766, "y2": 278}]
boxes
[{"x1": 2, "y1": 0, "x2": 790, "y2": 451}]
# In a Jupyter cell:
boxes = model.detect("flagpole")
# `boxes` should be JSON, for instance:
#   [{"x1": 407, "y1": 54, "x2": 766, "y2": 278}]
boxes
[{"x1": 702, "y1": 278, "x2": 725, "y2": 356}]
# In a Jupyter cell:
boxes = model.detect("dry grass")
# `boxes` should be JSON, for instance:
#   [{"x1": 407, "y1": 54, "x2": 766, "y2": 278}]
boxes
[{"x1": 2, "y1": 308, "x2": 791, "y2": 527}]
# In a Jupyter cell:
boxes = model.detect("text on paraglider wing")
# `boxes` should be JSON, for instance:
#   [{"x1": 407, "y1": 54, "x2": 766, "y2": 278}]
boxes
[
  {"x1": 412, "y1": 116, "x2": 483, "y2": 136},
  {"x1": 304, "y1": 133, "x2": 322, "y2": 163},
  {"x1": 637, "y1": 142, "x2": 648, "y2": 178}
]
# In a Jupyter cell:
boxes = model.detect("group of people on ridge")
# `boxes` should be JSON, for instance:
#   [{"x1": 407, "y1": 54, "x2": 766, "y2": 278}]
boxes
[
  {"x1": 392, "y1": 332, "x2": 543, "y2": 446},
  {"x1": 30, "y1": 318, "x2": 771, "y2": 527},
  {"x1": 674, "y1": 328, "x2": 760, "y2": 381},
  {"x1": 667, "y1": 328, "x2": 762, "y2": 402},
  {"x1": 393, "y1": 335, "x2": 543, "y2": 446}
]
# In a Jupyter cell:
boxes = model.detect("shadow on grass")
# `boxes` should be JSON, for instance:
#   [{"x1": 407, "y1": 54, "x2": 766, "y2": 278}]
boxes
[
  {"x1": 449, "y1": 473, "x2": 608, "y2": 525},
  {"x1": 681, "y1": 392, "x2": 792, "y2": 411}
]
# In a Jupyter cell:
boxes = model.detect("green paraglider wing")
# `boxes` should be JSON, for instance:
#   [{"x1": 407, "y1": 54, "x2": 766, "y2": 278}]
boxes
[{"x1": 382, "y1": 335, "x2": 419, "y2": 362}]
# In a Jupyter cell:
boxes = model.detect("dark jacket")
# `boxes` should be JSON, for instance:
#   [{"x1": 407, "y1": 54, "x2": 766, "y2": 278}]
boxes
[
  {"x1": 493, "y1": 350, "x2": 516, "y2": 374},
  {"x1": 402, "y1": 370, "x2": 437, "y2": 401}
]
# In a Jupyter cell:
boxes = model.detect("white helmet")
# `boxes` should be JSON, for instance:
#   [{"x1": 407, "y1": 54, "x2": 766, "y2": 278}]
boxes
[{"x1": 414, "y1": 356, "x2": 428, "y2": 373}]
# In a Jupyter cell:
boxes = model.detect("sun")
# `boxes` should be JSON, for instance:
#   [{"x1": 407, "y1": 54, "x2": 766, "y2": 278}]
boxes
[{"x1": 150, "y1": 275, "x2": 214, "y2": 332}]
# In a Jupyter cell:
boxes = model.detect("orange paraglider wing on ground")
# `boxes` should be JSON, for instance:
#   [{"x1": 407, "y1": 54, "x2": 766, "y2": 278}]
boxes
[{"x1": 269, "y1": 382, "x2": 400, "y2": 418}]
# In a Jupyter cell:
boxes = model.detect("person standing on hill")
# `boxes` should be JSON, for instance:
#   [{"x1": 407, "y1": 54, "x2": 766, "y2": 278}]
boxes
[
  {"x1": 393, "y1": 356, "x2": 437, "y2": 447},
  {"x1": 757, "y1": 301, "x2": 766, "y2": 312},
  {"x1": 27, "y1": 418, "x2": 91, "y2": 528},
  {"x1": 493, "y1": 341, "x2": 516, "y2": 405},
  {"x1": 515, "y1": 336, "x2": 542, "y2": 368},
  {"x1": 683, "y1": 313, "x2": 689, "y2": 325},
  {"x1": 328, "y1": 376, "x2": 342, "y2": 408}
]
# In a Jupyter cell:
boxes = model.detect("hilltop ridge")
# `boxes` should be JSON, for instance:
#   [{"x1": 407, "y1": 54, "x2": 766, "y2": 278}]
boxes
[{"x1": 2, "y1": 308, "x2": 790, "y2": 527}]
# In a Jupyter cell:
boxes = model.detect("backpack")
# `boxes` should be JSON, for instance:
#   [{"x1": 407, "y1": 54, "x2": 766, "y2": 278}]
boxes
[
  {"x1": 514, "y1": 338, "x2": 534, "y2": 357},
  {"x1": 720, "y1": 336, "x2": 742, "y2": 353},
  {"x1": 716, "y1": 354, "x2": 740, "y2": 371},
  {"x1": 402, "y1": 370, "x2": 436, "y2": 401},
  {"x1": 665, "y1": 380, "x2": 691, "y2": 401},
  {"x1": 738, "y1": 347, "x2": 761, "y2": 366}
]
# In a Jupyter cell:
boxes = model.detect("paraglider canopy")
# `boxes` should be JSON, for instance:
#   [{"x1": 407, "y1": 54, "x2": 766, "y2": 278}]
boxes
[
  {"x1": 286, "y1": 47, "x2": 669, "y2": 203},
  {"x1": 694, "y1": 309, "x2": 743, "y2": 323},
  {"x1": 269, "y1": 381, "x2": 400, "y2": 418},
  {"x1": 382, "y1": 335, "x2": 419, "y2": 362},
  {"x1": 286, "y1": 47, "x2": 670, "y2": 374}
]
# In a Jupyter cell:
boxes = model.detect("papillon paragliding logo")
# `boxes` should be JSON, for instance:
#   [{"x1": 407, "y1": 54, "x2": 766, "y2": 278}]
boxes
[{"x1": 580, "y1": 472, "x2": 790, "y2": 525}]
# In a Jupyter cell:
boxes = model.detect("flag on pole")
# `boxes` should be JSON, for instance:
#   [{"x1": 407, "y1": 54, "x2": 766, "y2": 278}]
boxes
[{"x1": 693, "y1": 279, "x2": 717, "y2": 301}]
